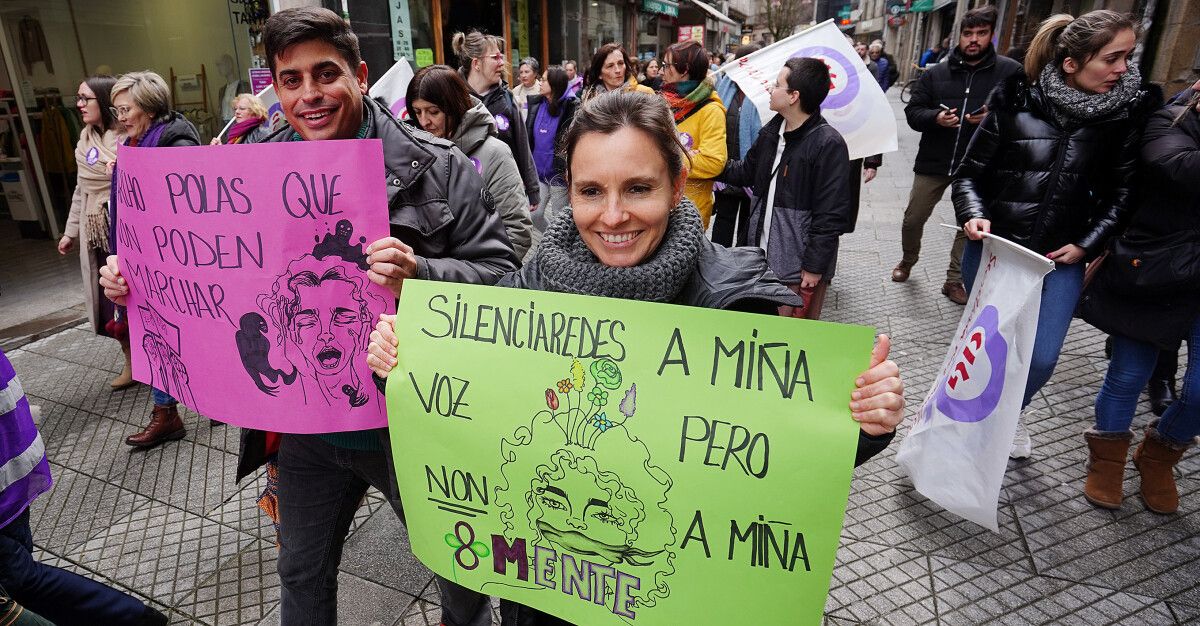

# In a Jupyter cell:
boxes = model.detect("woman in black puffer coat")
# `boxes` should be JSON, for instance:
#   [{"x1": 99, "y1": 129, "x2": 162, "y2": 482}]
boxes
[
  {"x1": 1077, "y1": 89, "x2": 1200, "y2": 515},
  {"x1": 951, "y1": 10, "x2": 1160, "y2": 459}
]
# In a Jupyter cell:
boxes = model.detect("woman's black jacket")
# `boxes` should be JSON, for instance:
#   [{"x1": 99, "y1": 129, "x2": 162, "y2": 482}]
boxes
[
  {"x1": 952, "y1": 74, "x2": 1161, "y2": 257},
  {"x1": 1079, "y1": 103, "x2": 1200, "y2": 349}
]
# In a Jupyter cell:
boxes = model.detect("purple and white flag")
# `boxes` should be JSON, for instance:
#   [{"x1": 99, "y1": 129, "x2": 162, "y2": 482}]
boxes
[
  {"x1": 896, "y1": 233, "x2": 1053, "y2": 531},
  {"x1": 718, "y1": 20, "x2": 897, "y2": 160},
  {"x1": 369, "y1": 58, "x2": 416, "y2": 121}
]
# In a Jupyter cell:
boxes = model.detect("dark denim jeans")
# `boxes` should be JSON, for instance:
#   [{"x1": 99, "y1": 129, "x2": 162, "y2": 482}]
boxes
[
  {"x1": 150, "y1": 388, "x2": 175, "y2": 406},
  {"x1": 275, "y1": 434, "x2": 492, "y2": 626},
  {"x1": 1095, "y1": 321, "x2": 1200, "y2": 446},
  {"x1": 0, "y1": 509, "x2": 147, "y2": 625},
  {"x1": 962, "y1": 239, "x2": 1085, "y2": 409}
]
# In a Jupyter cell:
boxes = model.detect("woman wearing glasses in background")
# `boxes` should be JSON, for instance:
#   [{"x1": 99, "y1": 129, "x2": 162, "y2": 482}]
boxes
[
  {"x1": 453, "y1": 30, "x2": 541, "y2": 214},
  {"x1": 101, "y1": 70, "x2": 202, "y2": 450},
  {"x1": 57, "y1": 76, "x2": 127, "y2": 389}
]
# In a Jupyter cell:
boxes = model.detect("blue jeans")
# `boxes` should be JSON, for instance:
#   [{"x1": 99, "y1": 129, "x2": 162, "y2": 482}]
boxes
[
  {"x1": 275, "y1": 434, "x2": 490, "y2": 626},
  {"x1": 0, "y1": 510, "x2": 147, "y2": 625},
  {"x1": 151, "y1": 388, "x2": 175, "y2": 406},
  {"x1": 1095, "y1": 321, "x2": 1200, "y2": 446},
  {"x1": 962, "y1": 240, "x2": 1085, "y2": 408}
]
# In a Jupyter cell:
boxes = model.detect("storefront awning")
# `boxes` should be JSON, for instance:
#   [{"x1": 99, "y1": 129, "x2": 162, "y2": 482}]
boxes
[
  {"x1": 685, "y1": 0, "x2": 739, "y2": 27},
  {"x1": 908, "y1": 0, "x2": 954, "y2": 12}
]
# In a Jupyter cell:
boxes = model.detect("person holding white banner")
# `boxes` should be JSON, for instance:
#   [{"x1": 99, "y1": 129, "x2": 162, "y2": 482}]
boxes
[
  {"x1": 1078, "y1": 89, "x2": 1200, "y2": 514},
  {"x1": 717, "y1": 57, "x2": 853, "y2": 320},
  {"x1": 953, "y1": 10, "x2": 1159, "y2": 458}
]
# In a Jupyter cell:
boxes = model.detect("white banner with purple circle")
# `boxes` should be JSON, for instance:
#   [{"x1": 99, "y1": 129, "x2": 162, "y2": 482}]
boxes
[
  {"x1": 896, "y1": 233, "x2": 1053, "y2": 531},
  {"x1": 717, "y1": 20, "x2": 898, "y2": 161},
  {"x1": 369, "y1": 58, "x2": 416, "y2": 121}
]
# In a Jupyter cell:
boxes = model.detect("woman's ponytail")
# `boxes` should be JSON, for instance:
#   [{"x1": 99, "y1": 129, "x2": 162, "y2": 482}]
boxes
[
  {"x1": 1025, "y1": 14, "x2": 1073, "y2": 81},
  {"x1": 1026, "y1": 10, "x2": 1137, "y2": 84}
]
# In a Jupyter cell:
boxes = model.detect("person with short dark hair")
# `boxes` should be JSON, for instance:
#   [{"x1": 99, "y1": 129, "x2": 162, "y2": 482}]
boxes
[
  {"x1": 717, "y1": 57, "x2": 853, "y2": 320},
  {"x1": 100, "y1": 8, "x2": 518, "y2": 626},
  {"x1": 660, "y1": 39, "x2": 727, "y2": 229},
  {"x1": 892, "y1": 5, "x2": 1021, "y2": 307}
]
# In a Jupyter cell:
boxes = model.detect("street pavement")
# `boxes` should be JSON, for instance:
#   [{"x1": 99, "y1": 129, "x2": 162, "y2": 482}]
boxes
[{"x1": 3, "y1": 91, "x2": 1199, "y2": 625}]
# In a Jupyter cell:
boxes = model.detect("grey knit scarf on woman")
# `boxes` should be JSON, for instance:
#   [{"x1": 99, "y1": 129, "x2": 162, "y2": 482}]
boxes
[
  {"x1": 535, "y1": 197, "x2": 703, "y2": 302},
  {"x1": 1038, "y1": 63, "x2": 1142, "y2": 128}
]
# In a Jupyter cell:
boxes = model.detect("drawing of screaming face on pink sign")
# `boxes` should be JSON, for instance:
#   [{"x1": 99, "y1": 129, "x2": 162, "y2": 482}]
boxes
[
  {"x1": 115, "y1": 139, "x2": 395, "y2": 433},
  {"x1": 923, "y1": 305, "x2": 1009, "y2": 423}
]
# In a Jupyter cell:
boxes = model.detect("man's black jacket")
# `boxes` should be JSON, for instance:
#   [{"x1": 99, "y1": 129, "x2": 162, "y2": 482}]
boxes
[{"x1": 904, "y1": 46, "x2": 1022, "y2": 176}]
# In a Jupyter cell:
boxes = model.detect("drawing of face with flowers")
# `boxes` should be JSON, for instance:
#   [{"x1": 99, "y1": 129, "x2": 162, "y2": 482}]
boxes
[{"x1": 495, "y1": 358, "x2": 677, "y2": 607}]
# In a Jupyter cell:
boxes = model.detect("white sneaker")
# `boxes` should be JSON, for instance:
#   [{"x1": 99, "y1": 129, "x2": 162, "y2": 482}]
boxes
[{"x1": 1010, "y1": 419, "x2": 1032, "y2": 459}]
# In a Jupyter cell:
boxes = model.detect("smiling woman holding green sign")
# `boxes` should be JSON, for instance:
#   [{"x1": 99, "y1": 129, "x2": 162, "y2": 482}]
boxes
[{"x1": 368, "y1": 90, "x2": 904, "y2": 625}]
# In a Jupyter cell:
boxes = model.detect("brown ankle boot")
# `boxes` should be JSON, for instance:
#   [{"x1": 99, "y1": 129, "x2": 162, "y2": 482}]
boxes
[
  {"x1": 1083, "y1": 429, "x2": 1133, "y2": 509},
  {"x1": 1133, "y1": 424, "x2": 1190, "y2": 514},
  {"x1": 125, "y1": 405, "x2": 186, "y2": 448},
  {"x1": 110, "y1": 340, "x2": 136, "y2": 390}
]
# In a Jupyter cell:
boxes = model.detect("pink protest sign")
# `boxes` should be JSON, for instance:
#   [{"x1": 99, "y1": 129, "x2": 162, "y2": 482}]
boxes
[{"x1": 114, "y1": 140, "x2": 395, "y2": 433}]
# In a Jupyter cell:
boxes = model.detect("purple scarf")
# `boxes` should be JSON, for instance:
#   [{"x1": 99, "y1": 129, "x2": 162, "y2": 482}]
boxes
[
  {"x1": 226, "y1": 117, "x2": 264, "y2": 143},
  {"x1": 0, "y1": 349, "x2": 51, "y2": 530}
]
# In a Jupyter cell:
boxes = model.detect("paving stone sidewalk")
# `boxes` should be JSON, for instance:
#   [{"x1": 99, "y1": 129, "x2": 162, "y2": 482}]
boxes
[{"x1": 5, "y1": 91, "x2": 1200, "y2": 625}]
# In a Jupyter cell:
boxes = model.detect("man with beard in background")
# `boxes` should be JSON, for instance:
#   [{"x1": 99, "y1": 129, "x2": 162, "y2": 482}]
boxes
[{"x1": 890, "y1": 5, "x2": 1021, "y2": 305}]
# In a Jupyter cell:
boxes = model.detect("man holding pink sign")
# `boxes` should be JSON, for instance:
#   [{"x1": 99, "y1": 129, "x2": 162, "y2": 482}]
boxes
[{"x1": 98, "y1": 7, "x2": 517, "y2": 626}]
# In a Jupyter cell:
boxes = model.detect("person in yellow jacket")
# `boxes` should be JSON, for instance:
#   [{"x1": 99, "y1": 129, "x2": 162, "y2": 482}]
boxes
[
  {"x1": 660, "y1": 40, "x2": 727, "y2": 228},
  {"x1": 579, "y1": 43, "x2": 655, "y2": 105}
]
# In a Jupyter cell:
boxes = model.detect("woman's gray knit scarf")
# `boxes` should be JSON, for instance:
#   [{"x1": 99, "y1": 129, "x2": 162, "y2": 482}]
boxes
[
  {"x1": 1039, "y1": 63, "x2": 1141, "y2": 128},
  {"x1": 536, "y1": 197, "x2": 703, "y2": 302}
]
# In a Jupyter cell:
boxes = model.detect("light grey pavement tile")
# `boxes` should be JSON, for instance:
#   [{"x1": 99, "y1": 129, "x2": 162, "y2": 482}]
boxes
[
  {"x1": 842, "y1": 480, "x2": 1029, "y2": 572},
  {"x1": 69, "y1": 501, "x2": 259, "y2": 605},
  {"x1": 173, "y1": 539, "x2": 280, "y2": 626},
  {"x1": 931, "y1": 556, "x2": 1177, "y2": 626},
  {"x1": 1022, "y1": 514, "x2": 1200, "y2": 607},
  {"x1": 1169, "y1": 600, "x2": 1200, "y2": 622},
  {"x1": 397, "y1": 599, "x2": 442, "y2": 626},
  {"x1": 21, "y1": 327, "x2": 125, "y2": 374},
  {"x1": 335, "y1": 573, "x2": 420, "y2": 626},
  {"x1": 1058, "y1": 318, "x2": 1114, "y2": 359},
  {"x1": 7, "y1": 349, "x2": 120, "y2": 409},
  {"x1": 340, "y1": 505, "x2": 435, "y2": 598},
  {"x1": 183, "y1": 413, "x2": 243, "y2": 456},
  {"x1": 115, "y1": 439, "x2": 242, "y2": 516},
  {"x1": 824, "y1": 541, "x2": 936, "y2": 625},
  {"x1": 28, "y1": 466, "x2": 153, "y2": 555},
  {"x1": 206, "y1": 469, "x2": 277, "y2": 542},
  {"x1": 351, "y1": 488, "x2": 390, "y2": 535},
  {"x1": 42, "y1": 409, "x2": 145, "y2": 481}
]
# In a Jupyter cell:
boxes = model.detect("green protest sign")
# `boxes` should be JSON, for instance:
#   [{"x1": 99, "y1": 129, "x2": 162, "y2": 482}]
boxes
[{"x1": 387, "y1": 280, "x2": 874, "y2": 625}]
